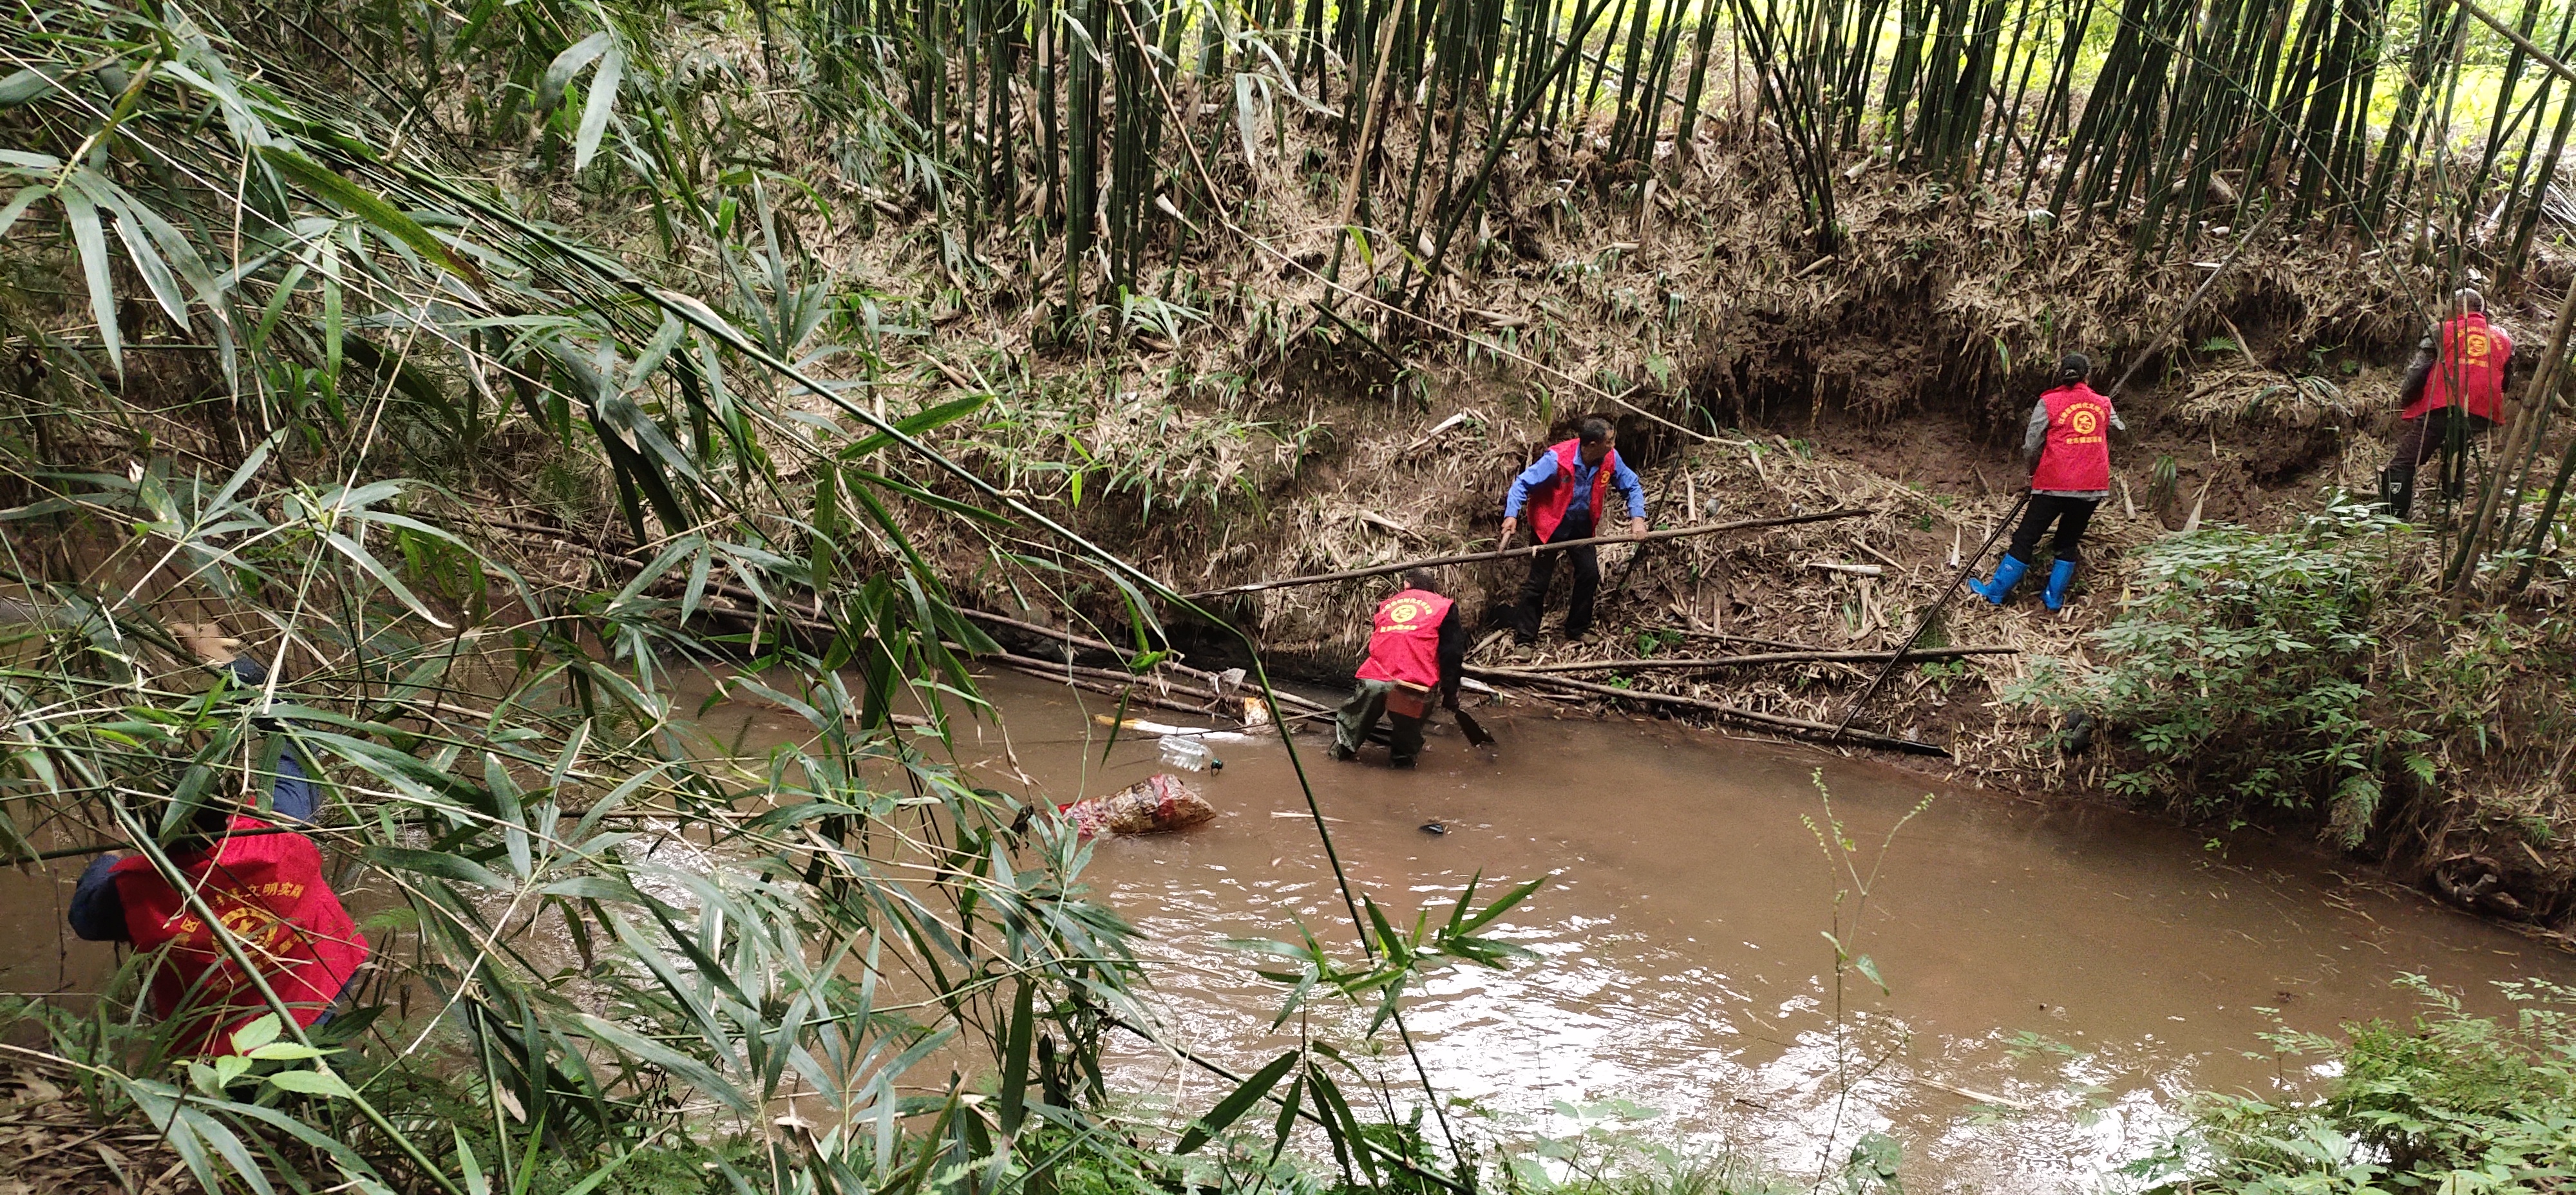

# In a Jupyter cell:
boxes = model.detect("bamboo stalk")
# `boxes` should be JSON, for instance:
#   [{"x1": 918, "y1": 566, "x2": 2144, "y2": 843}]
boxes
[
  {"x1": 1183, "y1": 507, "x2": 1871, "y2": 598},
  {"x1": 1466, "y1": 665, "x2": 1947, "y2": 754}
]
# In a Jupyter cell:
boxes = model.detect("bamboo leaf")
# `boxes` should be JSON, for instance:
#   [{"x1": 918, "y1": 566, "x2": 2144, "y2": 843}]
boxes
[
  {"x1": 539, "y1": 32, "x2": 613, "y2": 113},
  {"x1": 321, "y1": 529, "x2": 455, "y2": 628},
  {"x1": 265, "y1": 1066, "x2": 357, "y2": 1098},
  {"x1": 88, "y1": 178, "x2": 190, "y2": 326},
  {"x1": 61, "y1": 183, "x2": 120, "y2": 373},
  {"x1": 575, "y1": 1013, "x2": 755, "y2": 1115},
  {"x1": 574, "y1": 46, "x2": 624, "y2": 171},
  {"x1": 367, "y1": 845, "x2": 509, "y2": 890},
  {"x1": 0, "y1": 68, "x2": 60, "y2": 106},
  {"x1": 998, "y1": 977, "x2": 1036, "y2": 1136},
  {"x1": 0, "y1": 186, "x2": 43, "y2": 240},
  {"x1": 1174, "y1": 1048, "x2": 1299, "y2": 1154},
  {"x1": 256, "y1": 146, "x2": 484, "y2": 287}
]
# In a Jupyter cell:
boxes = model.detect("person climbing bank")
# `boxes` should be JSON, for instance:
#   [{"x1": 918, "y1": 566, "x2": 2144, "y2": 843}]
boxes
[
  {"x1": 1499, "y1": 416, "x2": 1647, "y2": 659},
  {"x1": 70, "y1": 657, "x2": 371, "y2": 1055},
  {"x1": 1331, "y1": 569, "x2": 1464, "y2": 768},
  {"x1": 2381, "y1": 288, "x2": 2514, "y2": 520},
  {"x1": 1969, "y1": 352, "x2": 2125, "y2": 611}
]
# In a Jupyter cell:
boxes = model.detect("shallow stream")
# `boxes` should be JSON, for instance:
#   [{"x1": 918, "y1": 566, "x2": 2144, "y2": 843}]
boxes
[
  {"x1": 875, "y1": 673, "x2": 2566, "y2": 1193},
  {"x1": 8, "y1": 669, "x2": 2562, "y2": 1192}
]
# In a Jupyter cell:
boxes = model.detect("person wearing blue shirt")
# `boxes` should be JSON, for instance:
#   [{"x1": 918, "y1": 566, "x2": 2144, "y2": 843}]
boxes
[{"x1": 1499, "y1": 417, "x2": 1648, "y2": 659}]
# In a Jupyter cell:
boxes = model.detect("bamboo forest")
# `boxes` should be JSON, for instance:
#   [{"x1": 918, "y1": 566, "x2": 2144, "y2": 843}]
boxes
[{"x1": 6, "y1": 0, "x2": 2576, "y2": 1191}]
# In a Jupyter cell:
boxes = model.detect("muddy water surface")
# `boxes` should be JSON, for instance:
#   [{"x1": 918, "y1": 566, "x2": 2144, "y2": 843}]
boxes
[
  {"x1": 907, "y1": 673, "x2": 2566, "y2": 1194},
  {"x1": 10, "y1": 668, "x2": 2562, "y2": 1194}
]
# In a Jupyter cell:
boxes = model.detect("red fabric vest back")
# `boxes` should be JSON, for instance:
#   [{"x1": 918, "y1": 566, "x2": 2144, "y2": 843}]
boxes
[
  {"x1": 2409, "y1": 312, "x2": 2510, "y2": 422},
  {"x1": 111, "y1": 817, "x2": 370, "y2": 1055},
  {"x1": 1355, "y1": 590, "x2": 1454, "y2": 688},
  {"x1": 1528, "y1": 440, "x2": 1618, "y2": 543},
  {"x1": 2031, "y1": 384, "x2": 2114, "y2": 492}
]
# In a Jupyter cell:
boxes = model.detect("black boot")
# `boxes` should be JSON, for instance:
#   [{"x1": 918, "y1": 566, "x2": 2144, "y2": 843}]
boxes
[{"x1": 2379, "y1": 467, "x2": 2415, "y2": 520}]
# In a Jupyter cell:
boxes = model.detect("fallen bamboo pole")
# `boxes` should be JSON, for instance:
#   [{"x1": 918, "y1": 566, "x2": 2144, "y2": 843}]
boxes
[
  {"x1": 1510, "y1": 646, "x2": 2017, "y2": 674},
  {"x1": 954, "y1": 610, "x2": 1332, "y2": 714},
  {"x1": 1464, "y1": 666, "x2": 1946, "y2": 756},
  {"x1": 1186, "y1": 508, "x2": 1871, "y2": 599},
  {"x1": 996, "y1": 661, "x2": 1244, "y2": 721}
]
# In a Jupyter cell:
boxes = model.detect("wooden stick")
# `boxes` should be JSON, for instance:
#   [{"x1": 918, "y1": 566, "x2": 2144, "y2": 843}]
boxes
[
  {"x1": 1186, "y1": 509, "x2": 1872, "y2": 599},
  {"x1": 954, "y1": 609, "x2": 1332, "y2": 713},
  {"x1": 1465, "y1": 666, "x2": 1946, "y2": 755},
  {"x1": 1510, "y1": 646, "x2": 2016, "y2": 674},
  {"x1": 997, "y1": 662, "x2": 1243, "y2": 721},
  {"x1": 1830, "y1": 491, "x2": 2031, "y2": 742}
]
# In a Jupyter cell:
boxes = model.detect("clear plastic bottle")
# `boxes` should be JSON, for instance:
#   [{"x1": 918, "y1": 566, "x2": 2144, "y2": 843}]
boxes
[{"x1": 1157, "y1": 735, "x2": 1211, "y2": 771}]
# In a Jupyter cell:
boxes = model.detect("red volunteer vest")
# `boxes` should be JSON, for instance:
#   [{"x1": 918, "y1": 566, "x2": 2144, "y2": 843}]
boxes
[
  {"x1": 1355, "y1": 589, "x2": 1453, "y2": 689},
  {"x1": 110, "y1": 817, "x2": 370, "y2": 1055},
  {"x1": 2030, "y1": 383, "x2": 2114, "y2": 492},
  {"x1": 1527, "y1": 440, "x2": 1619, "y2": 543},
  {"x1": 2409, "y1": 312, "x2": 2510, "y2": 422}
]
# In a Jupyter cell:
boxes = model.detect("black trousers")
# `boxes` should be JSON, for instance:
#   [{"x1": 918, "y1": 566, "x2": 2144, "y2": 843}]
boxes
[
  {"x1": 2390, "y1": 408, "x2": 2492, "y2": 475},
  {"x1": 2007, "y1": 494, "x2": 2099, "y2": 566},
  {"x1": 1513, "y1": 513, "x2": 1599, "y2": 643}
]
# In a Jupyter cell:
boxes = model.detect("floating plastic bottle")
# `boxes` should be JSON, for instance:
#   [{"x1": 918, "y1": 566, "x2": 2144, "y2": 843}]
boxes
[{"x1": 1157, "y1": 735, "x2": 1212, "y2": 771}]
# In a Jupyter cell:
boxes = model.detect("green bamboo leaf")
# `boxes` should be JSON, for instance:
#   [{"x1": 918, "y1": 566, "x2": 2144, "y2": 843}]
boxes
[
  {"x1": 230, "y1": 1013, "x2": 283, "y2": 1053},
  {"x1": 366, "y1": 845, "x2": 509, "y2": 890},
  {"x1": 574, "y1": 45, "x2": 623, "y2": 170},
  {"x1": 1174, "y1": 1048, "x2": 1298, "y2": 1154},
  {"x1": 321, "y1": 529, "x2": 454, "y2": 628},
  {"x1": 0, "y1": 186, "x2": 43, "y2": 240},
  {"x1": 0, "y1": 68, "x2": 60, "y2": 106},
  {"x1": 265, "y1": 1066, "x2": 357, "y2": 1099},
  {"x1": 90, "y1": 180, "x2": 191, "y2": 326},
  {"x1": 1454, "y1": 873, "x2": 1549, "y2": 934},
  {"x1": 576, "y1": 1013, "x2": 754, "y2": 1115},
  {"x1": 538, "y1": 32, "x2": 613, "y2": 113},
  {"x1": 998, "y1": 977, "x2": 1036, "y2": 1136},
  {"x1": 255, "y1": 146, "x2": 483, "y2": 287},
  {"x1": 61, "y1": 184, "x2": 120, "y2": 373}
]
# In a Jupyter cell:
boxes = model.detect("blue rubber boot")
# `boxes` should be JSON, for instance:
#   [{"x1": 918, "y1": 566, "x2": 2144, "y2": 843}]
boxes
[
  {"x1": 2042, "y1": 559, "x2": 2078, "y2": 612},
  {"x1": 1966, "y1": 554, "x2": 2029, "y2": 605}
]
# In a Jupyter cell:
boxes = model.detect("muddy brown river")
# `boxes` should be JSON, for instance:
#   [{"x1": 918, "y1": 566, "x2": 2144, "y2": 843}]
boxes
[{"x1": 8, "y1": 668, "x2": 2562, "y2": 1192}]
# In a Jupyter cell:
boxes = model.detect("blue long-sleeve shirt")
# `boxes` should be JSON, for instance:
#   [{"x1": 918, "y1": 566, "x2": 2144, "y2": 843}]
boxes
[
  {"x1": 1503, "y1": 450, "x2": 1648, "y2": 521},
  {"x1": 70, "y1": 749, "x2": 321, "y2": 943}
]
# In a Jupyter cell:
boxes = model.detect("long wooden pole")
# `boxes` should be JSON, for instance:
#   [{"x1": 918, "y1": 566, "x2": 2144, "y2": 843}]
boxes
[
  {"x1": 1184, "y1": 508, "x2": 1871, "y2": 599},
  {"x1": 1510, "y1": 646, "x2": 2018, "y2": 673},
  {"x1": 1466, "y1": 664, "x2": 1947, "y2": 755}
]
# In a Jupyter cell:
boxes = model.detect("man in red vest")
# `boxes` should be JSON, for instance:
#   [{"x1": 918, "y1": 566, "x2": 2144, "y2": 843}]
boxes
[
  {"x1": 1499, "y1": 417, "x2": 1648, "y2": 660},
  {"x1": 2381, "y1": 288, "x2": 2513, "y2": 519},
  {"x1": 70, "y1": 659, "x2": 370, "y2": 1055},
  {"x1": 1331, "y1": 569, "x2": 1465, "y2": 767},
  {"x1": 1967, "y1": 353, "x2": 2125, "y2": 611}
]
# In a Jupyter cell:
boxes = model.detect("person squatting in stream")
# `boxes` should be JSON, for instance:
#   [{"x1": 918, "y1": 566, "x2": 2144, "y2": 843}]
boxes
[
  {"x1": 1331, "y1": 569, "x2": 1466, "y2": 768},
  {"x1": 1969, "y1": 352, "x2": 2126, "y2": 611},
  {"x1": 2380, "y1": 288, "x2": 2514, "y2": 520},
  {"x1": 70, "y1": 657, "x2": 372, "y2": 1056},
  {"x1": 1499, "y1": 416, "x2": 1649, "y2": 660}
]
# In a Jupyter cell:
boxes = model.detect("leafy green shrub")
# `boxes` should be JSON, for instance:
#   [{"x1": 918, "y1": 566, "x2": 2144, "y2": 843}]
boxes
[
  {"x1": 2130, "y1": 975, "x2": 2576, "y2": 1194},
  {"x1": 2010, "y1": 501, "x2": 2437, "y2": 845}
]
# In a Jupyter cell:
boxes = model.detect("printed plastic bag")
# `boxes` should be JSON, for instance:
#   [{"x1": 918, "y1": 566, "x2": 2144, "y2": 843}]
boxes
[{"x1": 1057, "y1": 773, "x2": 1217, "y2": 837}]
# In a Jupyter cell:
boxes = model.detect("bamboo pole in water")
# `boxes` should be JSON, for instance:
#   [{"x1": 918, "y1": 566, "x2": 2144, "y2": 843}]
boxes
[{"x1": 1183, "y1": 507, "x2": 1871, "y2": 598}]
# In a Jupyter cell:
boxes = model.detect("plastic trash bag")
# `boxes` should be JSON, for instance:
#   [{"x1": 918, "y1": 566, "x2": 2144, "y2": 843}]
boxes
[{"x1": 1057, "y1": 774, "x2": 1217, "y2": 837}]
